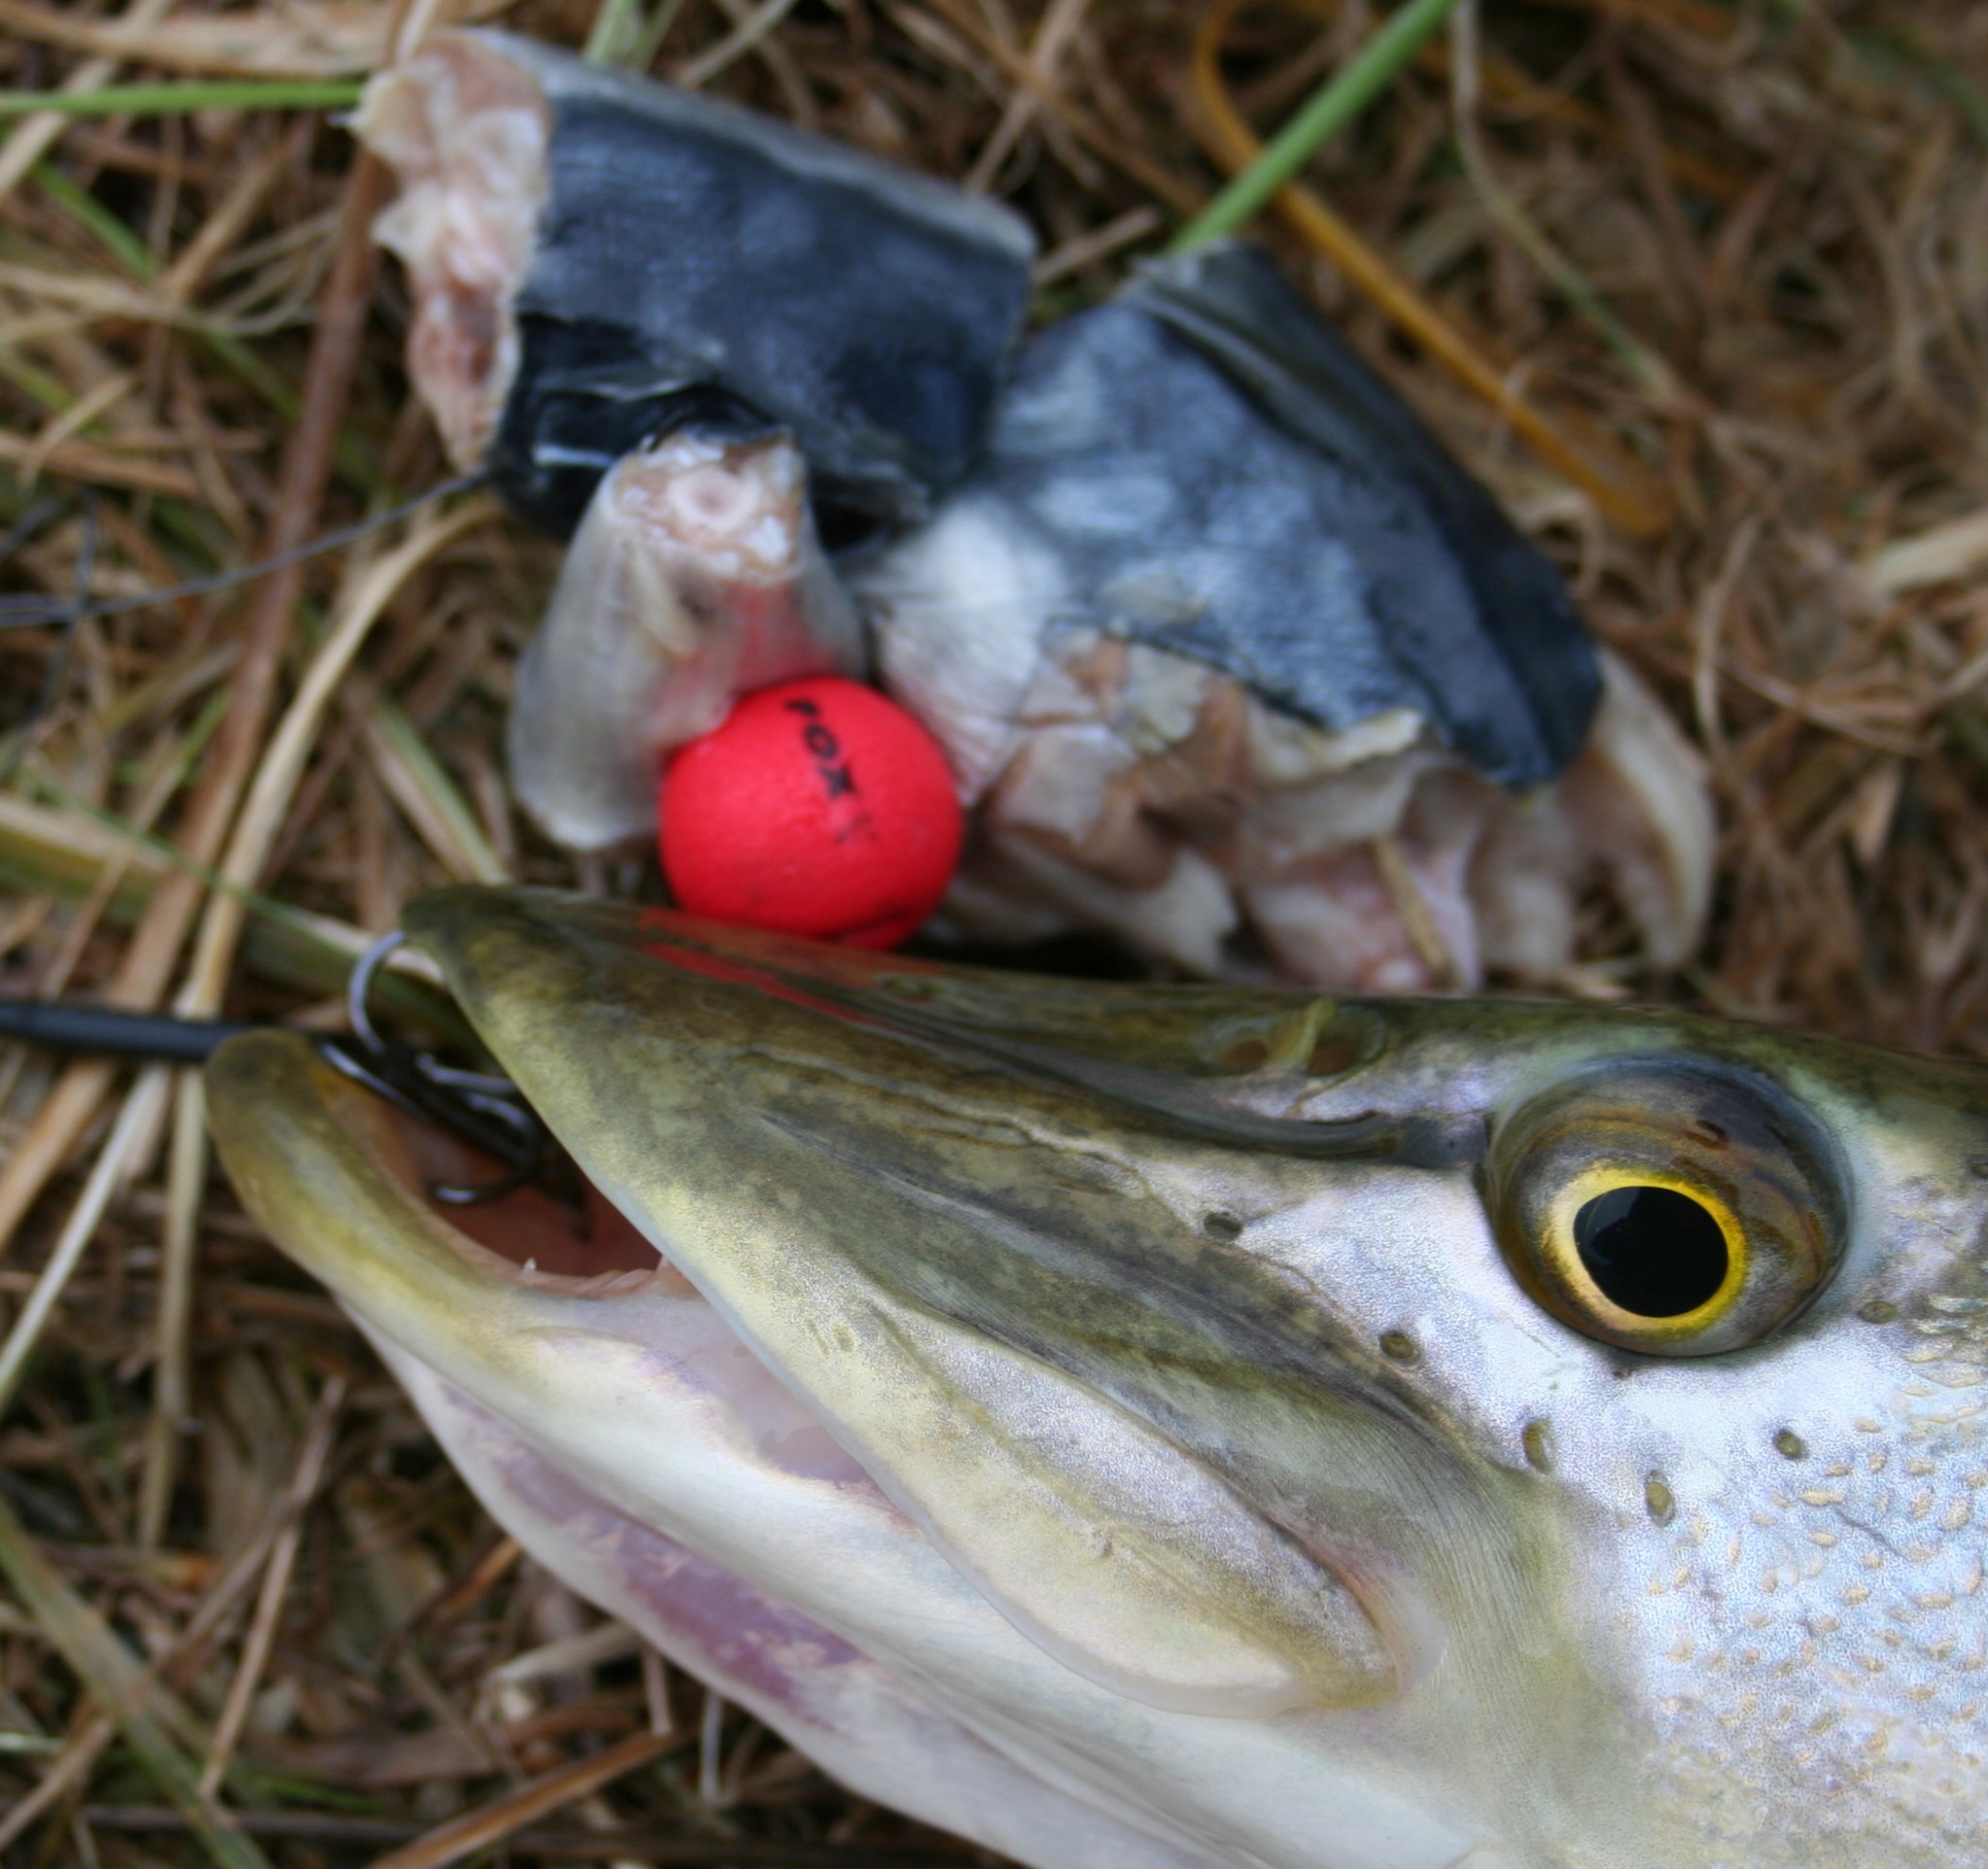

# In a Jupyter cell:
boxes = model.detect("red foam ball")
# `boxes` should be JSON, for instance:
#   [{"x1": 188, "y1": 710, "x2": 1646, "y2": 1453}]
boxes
[{"x1": 659, "y1": 677, "x2": 964, "y2": 949}]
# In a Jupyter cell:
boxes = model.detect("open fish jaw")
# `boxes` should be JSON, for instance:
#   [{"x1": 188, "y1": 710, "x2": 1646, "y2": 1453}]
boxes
[
  {"x1": 208, "y1": 1017, "x2": 1508, "y2": 1869},
  {"x1": 356, "y1": 29, "x2": 1033, "y2": 535},
  {"x1": 208, "y1": 887, "x2": 1988, "y2": 1866}
]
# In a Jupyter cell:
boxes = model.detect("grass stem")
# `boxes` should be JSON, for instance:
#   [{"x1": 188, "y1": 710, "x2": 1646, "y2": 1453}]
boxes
[
  {"x1": 1172, "y1": 0, "x2": 1465, "y2": 252},
  {"x1": 0, "y1": 82, "x2": 362, "y2": 120}
]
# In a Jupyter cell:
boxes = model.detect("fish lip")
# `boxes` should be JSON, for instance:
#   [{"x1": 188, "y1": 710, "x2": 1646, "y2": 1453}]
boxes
[{"x1": 205, "y1": 1023, "x2": 897, "y2": 1519}]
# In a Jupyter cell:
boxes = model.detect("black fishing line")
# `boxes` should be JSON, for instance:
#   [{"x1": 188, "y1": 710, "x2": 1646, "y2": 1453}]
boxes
[
  {"x1": 0, "y1": 471, "x2": 487, "y2": 785},
  {"x1": 0, "y1": 497, "x2": 67, "y2": 568},
  {"x1": 0, "y1": 929, "x2": 583, "y2": 1218},
  {"x1": 0, "y1": 494, "x2": 97, "y2": 784},
  {"x1": 0, "y1": 471, "x2": 487, "y2": 632},
  {"x1": 0, "y1": 1000, "x2": 251, "y2": 1063}
]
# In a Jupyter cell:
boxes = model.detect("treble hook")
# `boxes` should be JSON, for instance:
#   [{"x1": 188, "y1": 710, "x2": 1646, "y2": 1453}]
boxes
[{"x1": 321, "y1": 929, "x2": 586, "y2": 1219}]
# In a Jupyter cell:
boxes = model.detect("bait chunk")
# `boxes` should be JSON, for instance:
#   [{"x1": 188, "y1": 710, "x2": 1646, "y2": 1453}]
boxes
[
  {"x1": 508, "y1": 429, "x2": 863, "y2": 851},
  {"x1": 854, "y1": 245, "x2": 1713, "y2": 988},
  {"x1": 358, "y1": 30, "x2": 1035, "y2": 535}
]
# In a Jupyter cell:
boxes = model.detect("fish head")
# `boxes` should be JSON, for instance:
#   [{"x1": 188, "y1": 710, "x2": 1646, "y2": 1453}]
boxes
[{"x1": 207, "y1": 885, "x2": 1988, "y2": 1868}]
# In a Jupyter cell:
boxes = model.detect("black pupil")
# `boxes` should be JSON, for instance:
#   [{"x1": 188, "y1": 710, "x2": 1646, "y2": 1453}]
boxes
[{"x1": 1572, "y1": 1185, "x2": 1729, "y2": 1318}]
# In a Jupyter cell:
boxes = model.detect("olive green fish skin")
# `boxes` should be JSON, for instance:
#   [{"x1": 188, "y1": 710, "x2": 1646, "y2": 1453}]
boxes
[{"x1": 209, "y1": 886, "x2": 1988, "y2": 1869}]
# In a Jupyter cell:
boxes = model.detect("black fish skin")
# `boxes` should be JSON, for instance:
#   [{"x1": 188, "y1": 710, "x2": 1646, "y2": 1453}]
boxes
[
  {"x1": 479, "y1": 33, "x2": 1035, "y2": 538},
  {"x1": 957, "y1": 245, "x2": 1600, "y2": 787}
]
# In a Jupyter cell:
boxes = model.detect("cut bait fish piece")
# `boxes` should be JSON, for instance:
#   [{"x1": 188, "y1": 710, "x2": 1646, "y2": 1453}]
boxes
[
  {"x1": 508, "y1": 429, "x2": 863, "y2": 851},
  {"x1": 854, "y1": 244, "x2": 1713, "y2": 989},
  {"x1": 356, "y1": 29, "x2": 1036, "y2": 536}
]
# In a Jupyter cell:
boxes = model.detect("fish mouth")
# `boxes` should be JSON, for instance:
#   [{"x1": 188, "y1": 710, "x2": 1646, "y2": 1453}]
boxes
[{"x1": 213, "y1": 885, "x2": 1558, "y2": 1725}]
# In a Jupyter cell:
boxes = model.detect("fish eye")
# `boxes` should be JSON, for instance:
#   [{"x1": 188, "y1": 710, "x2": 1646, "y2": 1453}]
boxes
[{"x1": 1486, "y1": 1062, "x2": 1846, "y2": 1356}]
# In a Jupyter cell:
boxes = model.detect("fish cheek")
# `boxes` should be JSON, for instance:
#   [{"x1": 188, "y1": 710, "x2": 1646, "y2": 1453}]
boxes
[{"x1": 738, "y1": 1265, "x2": 1407, "y2": 1719}]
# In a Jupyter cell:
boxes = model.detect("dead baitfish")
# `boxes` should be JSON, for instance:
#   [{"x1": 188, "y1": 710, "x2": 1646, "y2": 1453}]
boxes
[
  {"x1": 852, "y1": 246, "x2": 1712, "y2": 991},
  {"x1": 356, "y1": 28, "x2": 1033, "y2": 536},
  {"x1": 209, "y1": 885, "x2": 1988, "y2": 1869},
  {"x1": 508, "y1": 242, "x2": 1713, "y2": 991}
]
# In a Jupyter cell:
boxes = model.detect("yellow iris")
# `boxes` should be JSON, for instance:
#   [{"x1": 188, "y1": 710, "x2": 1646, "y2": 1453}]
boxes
[{"x1": 1541, "y1": 1165, "x2": 1747, "y2": 1347}]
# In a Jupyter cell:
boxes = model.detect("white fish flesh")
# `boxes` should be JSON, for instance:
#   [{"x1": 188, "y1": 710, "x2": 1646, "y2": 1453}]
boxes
[{"x1": 508, "y1": 428, "x2": 862, "y2": 851}]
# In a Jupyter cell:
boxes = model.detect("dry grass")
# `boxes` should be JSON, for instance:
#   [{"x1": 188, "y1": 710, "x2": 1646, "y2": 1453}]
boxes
[{"x1": 0, "y1": 0, "x2": 1986, "y2": 1861}]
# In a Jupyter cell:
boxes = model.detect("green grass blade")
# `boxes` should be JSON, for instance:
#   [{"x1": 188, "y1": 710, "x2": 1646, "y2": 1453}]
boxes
[
  {"x1": 1171, "y1": 0, "x2": 1466, "y2": 252},
  {"x1": 1, "y1": 82, "x2": 362, "y2": 120}
]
